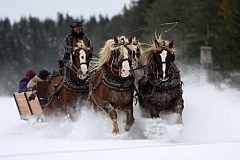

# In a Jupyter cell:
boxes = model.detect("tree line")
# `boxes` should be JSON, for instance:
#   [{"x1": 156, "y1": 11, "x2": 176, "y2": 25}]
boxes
[{"x1": 0, "y1": 0, "x2": 239, "y2": 95}]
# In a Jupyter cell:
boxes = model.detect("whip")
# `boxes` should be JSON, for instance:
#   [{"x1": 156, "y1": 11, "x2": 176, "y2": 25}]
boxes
[{"x1": 124, "y1": 21, "x2": 179, "y2": 35}]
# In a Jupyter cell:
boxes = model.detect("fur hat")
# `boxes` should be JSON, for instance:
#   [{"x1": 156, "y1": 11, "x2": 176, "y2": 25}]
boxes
[
  {"x1": 70, "y1": 21, "x2": 82, "y2": 28},
  {"x1": 38, "y1": 70, "x2": 51, "y2": 80},
  {"x1": 25, "y1": 69, "x2": 36, "y2": 79}
]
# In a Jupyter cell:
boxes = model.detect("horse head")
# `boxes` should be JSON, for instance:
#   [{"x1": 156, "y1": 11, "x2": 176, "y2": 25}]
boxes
[
  {"x1": 72, "y1": 38, "x2": 92, "y2": 80},
  {"x1": 128, "y1": 37, "x2": 143, "y2": 68},
  {"x1": 109, "y1": 36, "x2": 135, "y2": 78},
  {"x1": 153, "y1": 38, "x2": 175, "y2": 81},
  {"x1": 141, "y1": 37, "x2": 175, "y2": 82}
]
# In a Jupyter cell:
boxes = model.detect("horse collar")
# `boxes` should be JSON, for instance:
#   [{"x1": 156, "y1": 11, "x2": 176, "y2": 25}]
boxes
[
  {"x1": 64, "y1": 77, "x2": 89, "y2": 92},
  {"x1": 149, "y1": 64, "x2": 181, "y2": 90},
  {"x1": 102, "y1": 65, "x2": 134, "y2": 90}
]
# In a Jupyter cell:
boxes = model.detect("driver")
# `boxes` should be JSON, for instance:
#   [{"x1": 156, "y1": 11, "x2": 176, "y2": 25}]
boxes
[{"x1": 62, "y1": 21, "x2": 93, "y2": 77}]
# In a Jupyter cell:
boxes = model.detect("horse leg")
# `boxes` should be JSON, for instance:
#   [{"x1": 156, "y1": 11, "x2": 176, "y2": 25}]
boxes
[
  {"x1": 149, "y1": 105, "x2": 160, "y2": 118},
  {"x1": 91, "y1": 102, "x2": 98, "y2": 116},
  {"x1": 103, "y1": 103, "x2": 119, "y2": 135},
  {"x1": 109, "y1": 111, "x2": 119, "y2": 135},
  {"x1": 174, "y1": 98, "x2": 184, "y2": 124},
  {"x1": 66, "y1": 106, "x2": 77, "y2": 121},
  {"x1": 124, "y1": 106, "x2": 135, "y2": 132}
]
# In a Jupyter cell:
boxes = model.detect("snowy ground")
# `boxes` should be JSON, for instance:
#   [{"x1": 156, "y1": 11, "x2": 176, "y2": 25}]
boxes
[{"x1": 1, "y1": 67, "x2": 240, "y2": 160}]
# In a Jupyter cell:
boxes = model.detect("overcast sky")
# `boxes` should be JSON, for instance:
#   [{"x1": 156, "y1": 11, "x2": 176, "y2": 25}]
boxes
[{"x1": 0, "y1": 0, "x2": 133, "y2": 23}]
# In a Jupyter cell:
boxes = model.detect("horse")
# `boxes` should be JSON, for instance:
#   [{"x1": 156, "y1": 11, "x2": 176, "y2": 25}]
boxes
[
  {"x1": 129, "y1": 37, "x2": 145, "y2": 89},
  {"x1": 43, "y1": 38, "x2": 93, "y2": 120},
  {"x1": 88, "y1": 36, "x2": 137, "y2": 134},
  {"x1": 137, "y1": 36, "x2": 184, "y2": 124},
  {"x1": 130, "y1": 37, "x2": 143, "y2": 69}
]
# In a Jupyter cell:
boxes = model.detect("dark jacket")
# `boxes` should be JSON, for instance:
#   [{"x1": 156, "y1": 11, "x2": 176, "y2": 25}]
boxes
[
  {"x1": 62, "y1": 30, "x2": 92, "y2": 62},
  {"x1": 18, "y1": 78, "x2": 31, "y2": 93}
]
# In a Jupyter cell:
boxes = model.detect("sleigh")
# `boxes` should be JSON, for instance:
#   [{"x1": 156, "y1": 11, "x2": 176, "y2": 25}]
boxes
[
  {"x1": 13, "y1": 81, "x2": 49, "y2": 121},
  {"x1": 13, "y1": 60, "x2": 64, "y2": 121}
]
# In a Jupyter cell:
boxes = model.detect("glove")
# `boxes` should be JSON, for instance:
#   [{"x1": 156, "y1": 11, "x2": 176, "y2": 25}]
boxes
[
  {"x1": 69, "y1": 47, "x2": 73, "y2": 53},
  {"x1": 28, "y1": 92, "x2": 36, "y2": 101},
  {"x1": 65, "y1": 60, "x2": 71, "y2": 68}
]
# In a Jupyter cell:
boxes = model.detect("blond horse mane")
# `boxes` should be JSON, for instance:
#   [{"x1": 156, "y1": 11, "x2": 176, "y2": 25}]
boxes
[
  {"x1": 95, "y1": 36, "x2": 142, "y2": 69},
  {"x1": 94, "y1": 39, "x2": 115, "y2": 69}
]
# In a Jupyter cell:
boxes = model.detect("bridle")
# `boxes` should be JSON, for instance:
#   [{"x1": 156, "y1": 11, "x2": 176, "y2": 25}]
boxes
[
  {"x1": 110, "y1": 40, "x2": 135, "y2": 76},
  {"x1": 69, "y1": 47, "x2": 92, "y2": 79},
  {"x1": 144, "y1": 46, "x2": 174, "y2": 81}
]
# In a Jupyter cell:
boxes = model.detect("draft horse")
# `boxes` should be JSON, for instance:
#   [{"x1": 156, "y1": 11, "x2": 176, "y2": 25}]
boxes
[
  {"x1": 137, "y1": 36, "x2": 184, "y2": 124},
  {"x1": 88, "y1": 36, "x2": 136, "y2": 134},
  {"x1": 44, "y1": 38, "x2": 92, "y2": 120}
]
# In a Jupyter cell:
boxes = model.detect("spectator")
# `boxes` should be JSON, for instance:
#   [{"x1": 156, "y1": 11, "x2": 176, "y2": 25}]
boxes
[
  {"x1": 18, "y1": 69, "x2": 36, "y2": 93},
  {"x1": 27, "y1": 69, "x2": 51, "y2": 91}
]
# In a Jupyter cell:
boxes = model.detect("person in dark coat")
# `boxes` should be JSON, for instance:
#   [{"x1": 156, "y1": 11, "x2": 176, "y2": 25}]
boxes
[
  {"x1": 18, "y1": 69, "x2": 36, "y2": 93},
  {"x1": 62, "y1": 21, "x2": 93, "y2": 76}
]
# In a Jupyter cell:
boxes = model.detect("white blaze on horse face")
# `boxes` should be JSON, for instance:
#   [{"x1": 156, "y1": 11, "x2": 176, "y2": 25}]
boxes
[
  {"x1": 79, "y1": 49, "x2": 88, "y2": 75},
  {"x1": 121, "y1": 46, "x2": 130, "y2": 77},
  {"x1": 160, "y1": 50, "x2": 167, "y2": 81}
]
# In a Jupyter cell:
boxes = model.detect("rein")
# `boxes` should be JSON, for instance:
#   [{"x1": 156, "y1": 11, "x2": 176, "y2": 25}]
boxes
[
  {"x1": 129, "y1": 64, "x2": 146, "y2": 72},
  {"x1": 44, "y1": 77, "x2": 65, "y2": 107},
  {"x1": 70, "y1": 62, "x2": 89, "y2": 76}
]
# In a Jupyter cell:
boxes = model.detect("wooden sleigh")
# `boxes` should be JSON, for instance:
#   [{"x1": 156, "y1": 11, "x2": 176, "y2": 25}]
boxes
[
  {"x1": 13, "y1": 81, "x2": 48, "y2": 121},
  {"x1": 13, "y1": 61, "x2": 64, "y2": 121}
]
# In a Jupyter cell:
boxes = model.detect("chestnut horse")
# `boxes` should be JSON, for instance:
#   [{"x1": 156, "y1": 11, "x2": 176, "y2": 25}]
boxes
[
  {"x1": 137, "y1": 36, "x2": 184, "y2": 124},
  {"x1": 44, "y1": 38, "x2": 92, "y2": 120},
  {"x1": 88, "y1": 36, "x2": 137, "y2": 134}
]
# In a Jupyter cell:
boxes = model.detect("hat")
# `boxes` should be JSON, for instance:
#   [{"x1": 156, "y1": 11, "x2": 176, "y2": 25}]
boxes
[
  {"x1": 25, "y1": 69, "x2": 36, "y2": 79},
  {"x1": 70, "y1": 21, "x2": 82, "y2": 28},
  {"x1": 38, "y1": 70, "x2": 51, "y2": 80}
]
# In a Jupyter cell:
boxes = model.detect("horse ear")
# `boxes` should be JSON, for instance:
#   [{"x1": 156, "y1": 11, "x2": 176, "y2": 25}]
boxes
[
  {"x1": 83, "y1": 37, "x2": 88, "y2": 46},
  {"x1": 113, "y1": 36, "x2": 118, "y2": 44},
  {"x1": 128, "y1": 37, "x2": 133, "y2": 44},
  {"x1": 155, "y1": 39, "x2": 160, "y2": 48},
  {"x1": 172, "y1": 52, "x2": 175, "y2": 62},
  {"x1": 152, "y1": 51, "x2": 156, "y2": 61},
  {"x1": 169, "y1": 40, "x2": 174, "y2": 48},
  {"x1": 135, "y1": 37, "x2": 139, "y2": 43}
]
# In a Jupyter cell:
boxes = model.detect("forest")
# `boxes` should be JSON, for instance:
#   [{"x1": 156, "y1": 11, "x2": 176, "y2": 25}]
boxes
[{"x1": 0, "y1": 0, "x2": 239, "y2": 95}]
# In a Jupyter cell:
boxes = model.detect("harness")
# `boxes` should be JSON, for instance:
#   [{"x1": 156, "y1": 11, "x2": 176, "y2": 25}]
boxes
[
  {"x1": 64, "y1": 76, "x2": 89, "y2": 92},
  {"x1": 44, "y1": 73, "x2": 90, "y2": 109},
  {"x1": 137, "y1": 63, "x2": 183, "y2": 99},
  {"x1": 88, "y1": 64, "x2": 135, "y2": 92},
  {"x1": 44, "y1": 77, "x2": 64, "y2": 107}
]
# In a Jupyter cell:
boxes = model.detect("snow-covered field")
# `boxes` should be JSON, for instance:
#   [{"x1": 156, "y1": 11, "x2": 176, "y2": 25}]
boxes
[{"x1": 1, "y1": 67, "x2": 240, "y2": 160}]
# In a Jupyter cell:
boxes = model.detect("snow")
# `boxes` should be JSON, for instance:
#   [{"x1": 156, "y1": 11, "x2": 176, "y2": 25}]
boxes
[{"x1": 1, "y1": 67, "x2": 240, "y2": 160}]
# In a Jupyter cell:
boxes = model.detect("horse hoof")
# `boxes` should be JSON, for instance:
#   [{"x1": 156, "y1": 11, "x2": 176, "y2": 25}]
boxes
[
  {"x1": 177, "y1": 117, "x2": 184, "y2": 125},
  {"x1": 124, "y1": 125, "x2": 131, "y2": 132},
  {"x1": 112, "y1": 129, "x2": 119, "y2": 135}
]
